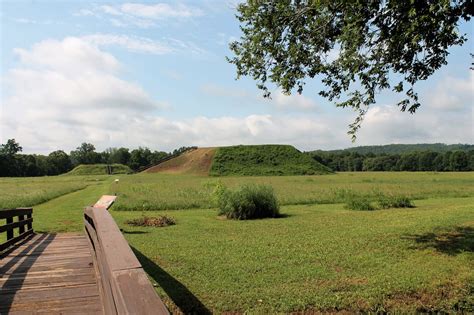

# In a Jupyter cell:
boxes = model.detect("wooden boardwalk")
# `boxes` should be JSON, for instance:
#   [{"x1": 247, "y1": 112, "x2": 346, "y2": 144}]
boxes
[
  {"x1": 0, "y1": 233, "x2": 103, "y2": 314},
  {"x1": 1, "y1": 196, "x2": 169, "y2": 314}
]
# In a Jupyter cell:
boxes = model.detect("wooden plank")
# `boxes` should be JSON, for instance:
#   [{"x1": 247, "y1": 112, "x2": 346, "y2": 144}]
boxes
[
  {"x1": 0, "y1": 267, "x2": 96, "y2": 278},
  {"x1": 84, "y1": 198, "x2": 169, "y2": 315},
  {"x1": 0, "y1": 251, "x2": 93, "y2": 266},
  {"x1": 112, "y1": 269, "x2": 169, "y2": 315},
  {"x1": 0, "y1": 270, "x2": 95, "y2": 286},
  {"x1": 0, "y1": 229, "x2": 34, "y2": 252},
  {"x1": 7, "y1": 296, "x2": 103, "y2": 314},
  {"x1": 0, "y1": 276, "x2": 98, "y2": 294},
  {"x1": 0, "y1": 208, "x2": 32, "y2": 219},
  {"x1": 0, "y1": 283, "x2": 100, "y2": 304},
  {"x1": 89, "y1": 207, "x2": 141, "y2": 271},
  {"x1": 93, "y1": 195, "x2": 117, "y2": 210},
  {"x1": 1, "y1": 256, "x2": 94, "y2": 274},
  {"x1": 0, "y1": 218, "x2": 33, "y2": 233},
  {"x1": 84, "y1": 219, "x2": 116, "y2": 315}
]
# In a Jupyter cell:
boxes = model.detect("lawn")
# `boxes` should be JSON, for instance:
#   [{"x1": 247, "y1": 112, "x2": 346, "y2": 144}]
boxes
[
  {"x1": 0, "y1": 175, "x2": 109, "y2": 209},
  {"x1": 0, "y1": 172, "x2": 473, "y2": 312},
  {"x1": 111, "y1": 172, "x2": 474, "y2": 211},
  {"x1": 112, "y1": 197, "x2": 474, "y2": 313}
]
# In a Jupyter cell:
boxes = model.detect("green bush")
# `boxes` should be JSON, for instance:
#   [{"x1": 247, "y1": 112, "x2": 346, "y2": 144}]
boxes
[
  {"x1": 217, "y1": 184, "x2": 280, "y2": 219},
  {"x1": 377, "y1": 194, "x2": 414, "y2": 209},
  {"x1": 345, "y1": 197, "x2": 375, "y2": 211}
]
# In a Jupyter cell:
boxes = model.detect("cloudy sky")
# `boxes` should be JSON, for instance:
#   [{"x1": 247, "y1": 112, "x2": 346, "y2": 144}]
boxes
[{"x1": 1, "y1": 1, "x2": 473, "y2": 154}]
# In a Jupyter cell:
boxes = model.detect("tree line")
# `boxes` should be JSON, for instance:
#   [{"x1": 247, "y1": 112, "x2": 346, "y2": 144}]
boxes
[
  {"x1": 0, "y1": 139, "x2": 195, "y2": 177},
  {"x1": 308, "y1": 150, "x2": 474, "y2": 172}
]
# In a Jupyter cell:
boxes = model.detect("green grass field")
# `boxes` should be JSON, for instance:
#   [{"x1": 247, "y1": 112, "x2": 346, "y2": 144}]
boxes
[
  {"x1": 0, "y1": 175, "x2": 108, "y2": 209},
  {"x1": 0, "y1": 172, "x2": 473, "y2": 312},
  {"x1": 111, "y1": 172, "x2": 474, "y2": 211}
]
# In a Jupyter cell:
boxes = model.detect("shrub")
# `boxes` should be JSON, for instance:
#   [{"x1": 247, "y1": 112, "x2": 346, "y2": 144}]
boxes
[
  {"x1": 217, "y1": 184, "x2": 280, "y2": 220},
  {"x1": 377, "y1": 194, "x2": 414, "y2": 209},
  {"x1": 345, "y1": 197, "x2": 375, "y2": 211},
  {"x1": 126, "y1": 215, "x2": 176, "y2": 227}
]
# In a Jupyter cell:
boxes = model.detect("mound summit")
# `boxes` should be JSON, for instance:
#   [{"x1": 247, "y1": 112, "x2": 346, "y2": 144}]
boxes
[{"x1": 66, "y1": 164, "x2": 132, "y2": 175}]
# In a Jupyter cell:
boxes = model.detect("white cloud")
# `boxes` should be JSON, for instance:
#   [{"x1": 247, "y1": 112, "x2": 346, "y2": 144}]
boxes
[
  {"x1": 82, "y1": 34, "x2": 174, "y2": 55},
  {"x1": 426, "y1": 72, "x2": 474, "y2": 111},
  {"x1": 13, "y1": 37, "x2": 120, "y2": 74},
  {"x1": 357, "y1": 105, "x2": 473, "y2": 145},
  {"x1": 119, "y1": 3, "x2": 203, "y2": 19},
  {"x1": 79, "y1": 3, "x2": 204, "y2": 28},
  {"x1": 1, "y1": 37, "x2": 166, "y2": 152},
  {"x1": 79, "y1": 33, "x2": 206, "y2": 55},
  {"x1": 200, "y1": 84, "x2": 319, "y2": 111},
  {"x1": 12, "y1": 18, "x2": 55, "y2": 25}
]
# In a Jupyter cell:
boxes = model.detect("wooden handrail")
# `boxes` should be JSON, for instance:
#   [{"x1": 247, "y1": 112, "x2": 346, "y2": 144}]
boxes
[
  {"x1": 0, "y1": 208, "x2": 34, "y2": 253},
  {"x1": 84, "y1": 196, "x2": 169, "y2": 314}
]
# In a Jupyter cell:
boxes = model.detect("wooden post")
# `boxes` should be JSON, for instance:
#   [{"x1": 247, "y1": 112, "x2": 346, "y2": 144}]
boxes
[
  {"x1": 6, "y1": 217, "x2": 13, "y2": 240},
  {"x1": 18, "y1": 214, "x2": 25, "y2": 234},
  {"x1": 27, "y1": 212, "x2": 33, "y2": 230}
]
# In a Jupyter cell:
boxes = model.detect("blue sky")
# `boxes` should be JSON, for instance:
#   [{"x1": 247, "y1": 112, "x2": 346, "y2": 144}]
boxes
[{"x1": 1, "y1": 1, "x2": 473, "y2": 154}]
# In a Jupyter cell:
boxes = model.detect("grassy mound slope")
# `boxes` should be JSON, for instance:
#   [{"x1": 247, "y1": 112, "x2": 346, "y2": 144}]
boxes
[
  {"x1": 66, "y1": 164, "x2": 132, "y2": 176},
  {"x1": 210, "y1": 145, "x2": 331, "y2": 176},
  {"x1": 144, "y1": 148, "x2": 215, "y2": 175}
]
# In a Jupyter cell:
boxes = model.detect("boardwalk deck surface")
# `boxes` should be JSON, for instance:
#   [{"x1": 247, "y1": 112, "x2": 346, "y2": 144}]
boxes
[{"x1": 0, "y1": 233, "x2": 103, "y2": 314}]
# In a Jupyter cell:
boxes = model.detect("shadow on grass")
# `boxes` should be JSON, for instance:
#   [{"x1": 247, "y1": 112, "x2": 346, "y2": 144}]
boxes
[
  {"x1": 121, "y1": 230, "x2": 149, "y2": 234},
  {"x1": 403, "y1": 226, "x2": 474, "y2": 255},
  {"x1": 131, "y1": 246, "x2": 211, "y2": 315}
]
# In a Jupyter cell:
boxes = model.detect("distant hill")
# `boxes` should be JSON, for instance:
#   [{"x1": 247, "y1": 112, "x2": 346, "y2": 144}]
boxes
[
  {"x1": 312, "y1": 143, "x2": 474, "y2": 155},
  {"x1": 66, "y1": 164, "x2": 132, "y2": 175},
  {"x1": 210, "y1": 145, "x2": 331, "y2": 176},
  {"x1": 144, "y1": 148, "x2": 215, "y2": 175}
]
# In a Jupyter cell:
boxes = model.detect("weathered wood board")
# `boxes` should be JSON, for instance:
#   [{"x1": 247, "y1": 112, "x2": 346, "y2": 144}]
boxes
[{"x1": 0, "y1": 233, "x2": 104, "y2": 314}]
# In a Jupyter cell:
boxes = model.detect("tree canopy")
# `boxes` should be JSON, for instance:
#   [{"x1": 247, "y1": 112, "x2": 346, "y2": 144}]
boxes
[{"x1": 228, "y1": 0, "x2": 472, "y2": 139}]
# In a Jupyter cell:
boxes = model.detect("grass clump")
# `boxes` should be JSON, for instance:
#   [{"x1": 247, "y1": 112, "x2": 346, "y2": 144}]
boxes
[
  {"x1": 216, "y1": 184, "x2": 280, "y2": 219},
  {"x1": 345, "y1": 193, "x2": 415, "y2": 211},
  {"x1": 377, "y1": 194, "x2": 415, "y2": 209},
  {"x1": 345, "y1": 196, "x2": 375, "y2": 211},
  {"x1": 126, "y1": 215, "x2": 176, "y2": 227}
]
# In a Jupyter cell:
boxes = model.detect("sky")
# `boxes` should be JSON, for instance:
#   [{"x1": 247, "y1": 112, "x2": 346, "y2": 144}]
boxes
[{"x1": 0, "y1": 1, "x2": 473, "y2": 154}]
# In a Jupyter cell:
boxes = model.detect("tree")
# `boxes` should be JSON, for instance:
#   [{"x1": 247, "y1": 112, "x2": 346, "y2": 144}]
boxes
[
  {"x1": 0, "y1": 139, "x2": 22, "y2": 156},
  {"x1": 70, "y1": 143, "x2": 101, "y2": 165},
  {"x1": 449, "y1": 151, "x2": 468, "y2": 171},
  {"x1": 107, "y1": 147, "x2": 131, "y2": 165},
  {"x1": 417, "y1": 151, "x2": 439, "y2": 171},
  {"x1": 47, "y1": 150, "x2": 72, "y2": 175},
  {"x1": 0, "y1": 139, "x2": 23, "y2": 176},
  {"x1": 129, "y1": 147, "x2": 153, "y2": 170},
  {"x1": 229, "y1": 1, "x2": 472, "y2": 139}
]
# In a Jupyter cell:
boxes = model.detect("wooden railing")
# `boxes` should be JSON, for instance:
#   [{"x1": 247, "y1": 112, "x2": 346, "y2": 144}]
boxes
[
  {"x1": 84, "y1": 196, "x2": 169, "y2": 314},
  {"x1": 0, "y1": 208, "x2": 33, "y2": 253}
]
